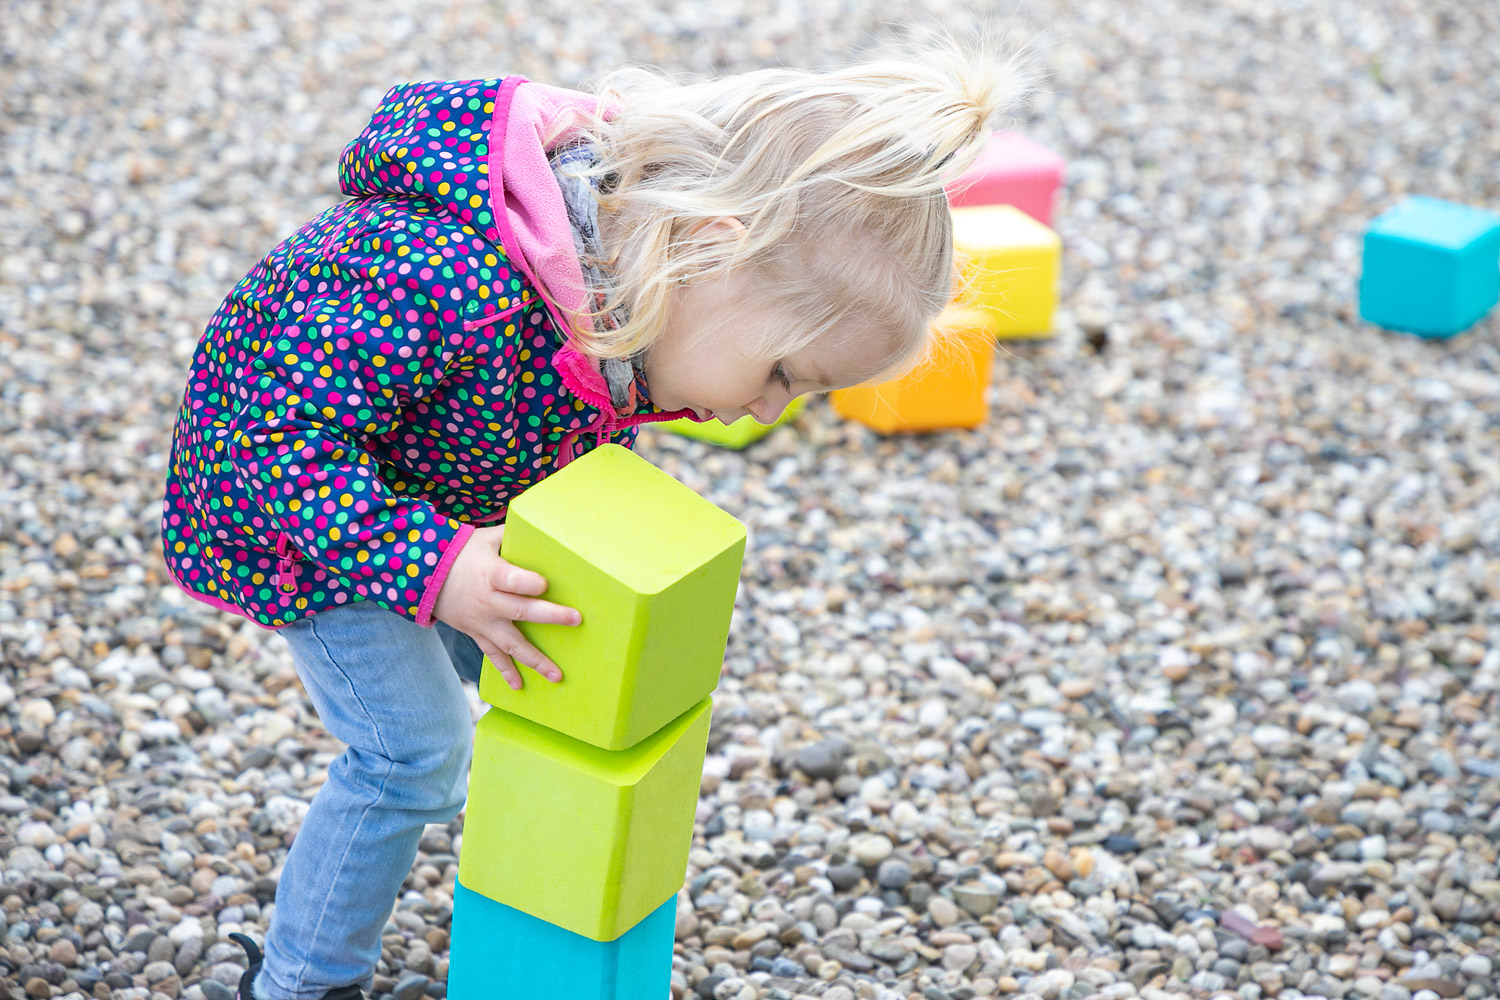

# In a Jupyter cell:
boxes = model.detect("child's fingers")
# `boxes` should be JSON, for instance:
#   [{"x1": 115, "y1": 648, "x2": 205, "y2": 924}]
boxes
[
  {"x1": 472, "y1": 635, "x2": 526, "y2": 691},
  {"x1": 489, "y1": 560, "x2": 548, "y2": 597},
  {"x1": 487, "y1": 624, "x2": 564, "y2": 684},
  {"x1": 493, "y1": 594, "x2": 582, "y2": 627}
]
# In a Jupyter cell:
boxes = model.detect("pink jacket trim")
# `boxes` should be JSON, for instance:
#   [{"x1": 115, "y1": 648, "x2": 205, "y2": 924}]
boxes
[
  {"x1": 164, "y1": 551, "x2": 287, "y2": 631},
  {"x1": 416, "y1": 521, "x2": 476, "y2": 627},
  {"x1": 553, "y1": 342, "x2": 615, "y2": 410}
]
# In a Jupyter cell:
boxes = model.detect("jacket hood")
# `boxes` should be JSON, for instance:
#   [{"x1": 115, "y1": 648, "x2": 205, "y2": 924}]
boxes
[
  {"x1": 339, "y1": 76, "x2": 705, "y2": 427},
  {"x1": 339, "y1": 77, "x2": 602, "y2": 338}
]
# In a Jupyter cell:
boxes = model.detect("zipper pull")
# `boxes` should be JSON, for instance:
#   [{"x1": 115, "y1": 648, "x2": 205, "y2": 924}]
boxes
[{"x1": 274, "y1": 534, "x2": 300, "y2": 595}]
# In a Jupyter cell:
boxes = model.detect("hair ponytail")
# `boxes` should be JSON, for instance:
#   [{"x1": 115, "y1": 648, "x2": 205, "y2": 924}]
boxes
[{"x1": 554, "y1": 26, "x2": 1036, "y2": 382}]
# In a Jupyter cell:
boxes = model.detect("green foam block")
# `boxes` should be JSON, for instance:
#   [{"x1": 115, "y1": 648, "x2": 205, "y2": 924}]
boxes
[
  {"x1": 480, "y1": 443, "x2": 746, "y2": 750},
  {"x1": 456, "y1": 696, "x2": 713, "y2": 941},
  {"x1": 656, "y1": 395, "x2": 806, "y2": 449}
]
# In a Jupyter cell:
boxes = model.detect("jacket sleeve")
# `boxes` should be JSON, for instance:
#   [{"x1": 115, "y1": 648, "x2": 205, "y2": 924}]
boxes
[{"x1": 229, "y1": 214, "x2": 479, "y2": 625}]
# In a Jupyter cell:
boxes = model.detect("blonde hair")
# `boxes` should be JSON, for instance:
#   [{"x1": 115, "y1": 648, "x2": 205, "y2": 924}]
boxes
[{"x1": 547, "y1": 28, "x2": 1035, "y2": 385}]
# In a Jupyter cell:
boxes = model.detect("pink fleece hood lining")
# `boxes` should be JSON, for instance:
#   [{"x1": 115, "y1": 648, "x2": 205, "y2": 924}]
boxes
[
  {"x1": 487, "y1": 76, "x2": 605, "y2": 340},
  {"x1": 485, "y1": 76, "x2": 706, "y2": 433}
]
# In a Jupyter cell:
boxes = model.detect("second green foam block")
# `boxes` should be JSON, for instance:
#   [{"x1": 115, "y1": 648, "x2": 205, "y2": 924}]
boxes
[
  {"x1": 457, "y1": 695, "x2": 713, "y2": 940},
  {"x1": 479, "y1": 442, "x2": 747, "y2": 749}
]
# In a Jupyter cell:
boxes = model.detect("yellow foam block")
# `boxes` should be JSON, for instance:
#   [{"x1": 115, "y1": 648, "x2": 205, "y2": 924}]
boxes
[
  {"x1": 830, "y1": 306, "x2": 996, "y2": 434},
  {"x1": 952, "y1": 204, "x2": 1060, "y2": 338},
  {"x1": 457, "y1": 696, "x2": 713, "y2": 941}
]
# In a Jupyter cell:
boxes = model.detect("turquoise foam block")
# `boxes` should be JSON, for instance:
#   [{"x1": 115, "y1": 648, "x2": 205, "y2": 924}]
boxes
[
  {"x1": 1360, "y1": 196, "x2": 1500, "y2": 338},
  {"x1": 448, "y1": 880, "x2": 676, "y2": 1000}
]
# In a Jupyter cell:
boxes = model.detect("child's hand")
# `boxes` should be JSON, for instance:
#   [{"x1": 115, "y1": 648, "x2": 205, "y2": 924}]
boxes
[{"x1": 432, "y1": 525, "x2": 581, "y2": 690}]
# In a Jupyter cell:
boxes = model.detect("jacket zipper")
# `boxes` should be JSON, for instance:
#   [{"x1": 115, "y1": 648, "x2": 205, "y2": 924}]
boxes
[{"x1": 275, "y1": 533, "x2": 303, "y2": 596}]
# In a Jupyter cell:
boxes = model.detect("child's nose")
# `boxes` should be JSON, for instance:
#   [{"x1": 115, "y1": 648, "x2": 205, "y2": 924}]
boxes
[{"x1": 752, "y1": 397, "x2": 788, "y2": 424}]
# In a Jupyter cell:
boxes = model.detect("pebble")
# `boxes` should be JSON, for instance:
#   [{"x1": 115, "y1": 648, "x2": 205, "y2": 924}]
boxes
[
  {"x1": 942, "y1": 944, "x2": 978, "y2": 973},
  {"x1": 1459, "y1": 956, "x2": 1493, "y2": 979},
  {"x1": 850, "y1": 833, "x2": 894, "y2": 867},
  {"x1": 917, "y1": 699, "x2": 949, "y2": 731},
  {"x1": 928, "y1": 897, "x2": 961, "y2": 929},
  {"x1": 15, "y1": 822, "x2": 57, "y2": 848},
  {"x1": 1058, "y1": 679, "x2": 1094, "y2": 699},
  {"x1": 953, "y1": 882, "x2": 1004, "y2": 917},
  {"x1": 876, "y1": 858, "x2": 912, "y2": 889},
  {"x1": 827, "y1": 863, "x2": 863, "y2": 892},
  {"x1": 793, "y1": 739, "x2": 849, "y2": 780},
  {"x1": 390, "y1": 974, "x2": 430, "y2": 1000}
]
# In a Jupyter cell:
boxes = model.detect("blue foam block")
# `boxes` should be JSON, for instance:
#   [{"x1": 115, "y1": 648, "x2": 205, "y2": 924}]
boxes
[
  {"x1": 448, "y1": 880, "x2": 676, "y2": 1000},
  {"x1": 1360, "y1": 196, "x2": 1500, "y2": 338}
]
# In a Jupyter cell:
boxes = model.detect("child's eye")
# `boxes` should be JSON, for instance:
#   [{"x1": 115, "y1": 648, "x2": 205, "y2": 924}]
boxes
[{"x1": 772, "y1": 363, "x2": 792, "y2": 391}]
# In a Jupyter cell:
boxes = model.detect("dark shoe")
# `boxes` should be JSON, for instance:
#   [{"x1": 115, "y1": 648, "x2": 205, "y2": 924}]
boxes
[
  {"x1": 318, "y1": 987, "x2": 364, "y2": 1000},
  {"x1": 231, "y1": 932, "x2": 265, "y2": 1000},
  {"x1": 230, "y1": 932, "x2": 365, "y2": 1000}
]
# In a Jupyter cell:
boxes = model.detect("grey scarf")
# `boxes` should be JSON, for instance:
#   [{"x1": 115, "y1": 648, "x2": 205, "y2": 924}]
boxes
[{"x1": 549, "y1": 141, "x2": 648, "y2": 414}]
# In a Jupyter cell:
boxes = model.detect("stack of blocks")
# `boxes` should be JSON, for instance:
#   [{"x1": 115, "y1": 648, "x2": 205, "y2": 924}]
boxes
[
  {"x1": 449, "y1": 444, "x2": 747, "y2": 999},
  {"x1": 1360, "y1": 196, "x2": 1500, "y2": 338},
  {"x1": 831, "y1": 131, "x2": 1065, "y2": 435}
]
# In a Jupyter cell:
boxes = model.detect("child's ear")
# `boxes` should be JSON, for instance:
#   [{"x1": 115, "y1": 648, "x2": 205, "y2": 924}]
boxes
[
  {"x1": 680, "y1": 217, "x2": 750, "y2": 276},
  {"x1": 685, "y1": 216, "x2": 746, "y2": 240}
]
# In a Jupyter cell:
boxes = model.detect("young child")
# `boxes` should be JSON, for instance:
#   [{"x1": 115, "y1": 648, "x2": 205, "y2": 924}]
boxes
[{"x1": 160, "y1": 34, "x2": 1026, "y2": 1000}]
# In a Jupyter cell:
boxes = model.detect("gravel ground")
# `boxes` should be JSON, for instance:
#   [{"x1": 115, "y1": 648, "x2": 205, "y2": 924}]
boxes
[{"x1": 4, "y1": 1, "x2": 1500, "y2": 999}]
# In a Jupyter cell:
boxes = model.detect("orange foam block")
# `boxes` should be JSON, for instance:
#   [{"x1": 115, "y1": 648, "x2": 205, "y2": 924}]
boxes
[{"x1": 829, "y1": 307, "x2": 996, "y2": 434}]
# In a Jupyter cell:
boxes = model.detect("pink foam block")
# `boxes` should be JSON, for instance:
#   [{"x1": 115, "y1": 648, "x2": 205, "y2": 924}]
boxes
[{"x1": 945, "y1": 131, "x2": 1066, "y2": 226}]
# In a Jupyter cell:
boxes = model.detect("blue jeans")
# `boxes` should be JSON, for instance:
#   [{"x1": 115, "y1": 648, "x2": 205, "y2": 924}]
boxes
[{"x1": 253, "y1": 600, "x2": 484, "y2": 1000}]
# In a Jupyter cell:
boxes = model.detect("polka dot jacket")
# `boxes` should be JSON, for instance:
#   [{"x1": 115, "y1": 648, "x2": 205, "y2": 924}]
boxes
[{"x1": 161, "y1": 77, "x2": 695, "y2": 629}]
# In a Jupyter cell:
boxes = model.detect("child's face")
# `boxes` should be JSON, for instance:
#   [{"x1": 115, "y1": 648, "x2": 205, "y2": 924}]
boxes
[{"x1": 645, "y1": 266, "x2": 887, "y2": 425}]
